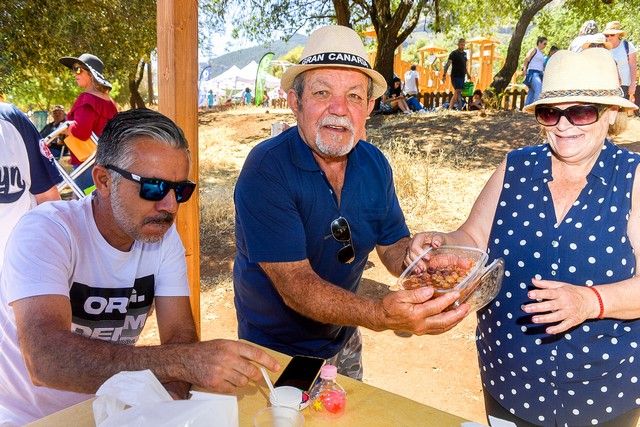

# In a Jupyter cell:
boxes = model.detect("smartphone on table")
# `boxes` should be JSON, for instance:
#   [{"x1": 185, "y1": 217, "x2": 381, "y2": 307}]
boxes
[{"x1": 273, "y1": 355, "x2": 326, "y2": 393}]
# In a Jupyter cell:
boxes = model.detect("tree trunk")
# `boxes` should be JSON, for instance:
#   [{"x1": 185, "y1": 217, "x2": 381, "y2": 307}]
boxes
[
  {"x1": 333, "y1": 0, "x2": 351, "y2": 26},
  {"x1": 490, "y1": 0, "x2": 553, "y2": 94},
  {"x1": 369, "y1": 0, "x2": 427, "y2": 88},
  {"x1": 374, "y1": 34, "x2": 398, "y2": 85},
  {"x1": 146, "y1": 60, "x2": 154, "y2": 105},
  {"x1": 128, "y1": 60, "x2": 146, "y2": 109}
]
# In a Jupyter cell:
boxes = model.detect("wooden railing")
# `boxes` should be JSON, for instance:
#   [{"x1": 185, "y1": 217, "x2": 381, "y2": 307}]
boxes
[
  {"x1": 266, "y1": 89, "x2": 528, "y2": 112},
  {"x1": 271, "y1": 98, "x2": 288, "y2": 109},
  {"x1": 419, "y1": 89, "x2": 528, "y2": 111},
  {"x1": 500, "y1": 89, "x2": 528, "y2": 111}
]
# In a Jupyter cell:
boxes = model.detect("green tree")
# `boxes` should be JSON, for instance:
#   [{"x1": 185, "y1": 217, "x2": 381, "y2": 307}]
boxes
[
  {"x1": 0, "y1": 0, "x2": 156, "y2": 109},
  {"x1": 203, "y1": 0, "x2": 429, "y2": 84},
  {"x1": 202, "y1": 0, "x2": 560, "y2": 95},
  {"x1": 271, "y1": 46, "x2": 304, "y2": 78},
  {"x1": 489, "y1": 0, "x2": 553, "y2": 93},
  {"x1": 536, "y1": 1, "x2": 639, "y2": 50},
  {"x1": 351, "y1": 0, "x2": 428, "y2": 83}
]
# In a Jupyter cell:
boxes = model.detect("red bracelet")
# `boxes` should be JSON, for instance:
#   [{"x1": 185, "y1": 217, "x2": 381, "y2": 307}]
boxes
[{"x1": 588, "y1": 286, "x2": 605, "y2": 319}]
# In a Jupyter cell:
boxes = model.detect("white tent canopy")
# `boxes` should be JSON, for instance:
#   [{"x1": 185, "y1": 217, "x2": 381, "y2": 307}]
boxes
[{"x1": 206, "y1": 61, "x2": 280, "y2": 92}]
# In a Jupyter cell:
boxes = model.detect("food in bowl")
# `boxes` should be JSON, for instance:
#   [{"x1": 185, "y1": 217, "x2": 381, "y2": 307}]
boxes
[
  {"x1": 402, "y1": 256, "x2": 476, "y2": 290},
  {"x1": 398, "y1": 245, "x2": 504, "y2": 312}
]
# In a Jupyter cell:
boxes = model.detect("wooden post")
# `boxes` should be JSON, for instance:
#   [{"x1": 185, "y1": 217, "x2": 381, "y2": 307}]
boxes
[{"x1": 157, "y1": 0, "x2": 201, "y2": 336}]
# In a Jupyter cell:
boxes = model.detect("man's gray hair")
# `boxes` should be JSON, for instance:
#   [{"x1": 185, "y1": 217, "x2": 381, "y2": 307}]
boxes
[
  {"x1": 292, "y1": 71, "x2": 375, "y2": 105},
  {"x1": 96, "y1": 109, "x2": 190, "y2": 171}
]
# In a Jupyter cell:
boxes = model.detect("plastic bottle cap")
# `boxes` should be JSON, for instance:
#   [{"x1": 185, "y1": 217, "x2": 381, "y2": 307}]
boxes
[{"x1": 320, "y1": 364, "x2": 337, "y2": 380}]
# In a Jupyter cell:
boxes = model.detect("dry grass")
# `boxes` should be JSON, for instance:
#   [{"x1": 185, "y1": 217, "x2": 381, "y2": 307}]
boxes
[
  {"x1": 380, "y1": 136, "x2": 492, "y2": 234},
  {"x1": 197, "y1": 121, "x2": 251, "y2": 290}
]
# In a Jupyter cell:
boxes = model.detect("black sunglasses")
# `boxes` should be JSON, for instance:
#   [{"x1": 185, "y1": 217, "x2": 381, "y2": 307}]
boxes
[
  {"x1": 330, "y1": 216, "x2": 355, "y2": 264},
  {"x1": 105, "y1": 164, "x2": 196, "y2": 203},
  {"x1": 534, "y1": 104, "x2": 608, "y2": 127},
  {"x1": 72, "y1": 65, "x2": 85, "y2": 75}
]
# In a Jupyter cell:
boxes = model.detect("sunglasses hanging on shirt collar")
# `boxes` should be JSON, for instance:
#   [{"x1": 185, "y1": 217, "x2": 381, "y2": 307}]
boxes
[{"x1": 329, "y1": 216, "x2": 355, "y2": 264}]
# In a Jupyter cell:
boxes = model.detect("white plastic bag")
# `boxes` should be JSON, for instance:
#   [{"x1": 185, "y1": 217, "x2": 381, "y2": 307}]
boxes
[{"x1": 93, "y1": 370, "x2": 238, "y2": 427}]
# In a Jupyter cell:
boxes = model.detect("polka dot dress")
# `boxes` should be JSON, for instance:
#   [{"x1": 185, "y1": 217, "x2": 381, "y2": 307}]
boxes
[{"x1": 478, "y1": 141, "x2": 640, "y2": 426}]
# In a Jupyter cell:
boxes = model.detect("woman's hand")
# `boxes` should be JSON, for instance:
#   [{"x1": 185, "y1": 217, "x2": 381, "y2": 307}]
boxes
[
  {"x1": 404, "y1": 232, "x2": 447, "y2": 274},
  {"x1": 523, "y1": 278, "x2": 600, "y2": 334}
]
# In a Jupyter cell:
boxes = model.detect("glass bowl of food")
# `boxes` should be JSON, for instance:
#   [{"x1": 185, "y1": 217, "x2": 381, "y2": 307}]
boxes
[{"x1": 398, "y1": 245, "x2": 504, "y2": 312}]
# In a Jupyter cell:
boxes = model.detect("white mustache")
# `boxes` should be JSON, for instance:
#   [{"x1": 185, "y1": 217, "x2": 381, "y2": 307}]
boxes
[{"x1": 319, "y1": 116, "x2": 354, "y2": 133}]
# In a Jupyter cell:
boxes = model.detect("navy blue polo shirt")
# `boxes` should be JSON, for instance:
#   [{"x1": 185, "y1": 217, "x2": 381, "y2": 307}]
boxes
[{"x1": 233, "y1": 127, "x2": 409, "y2": 358}]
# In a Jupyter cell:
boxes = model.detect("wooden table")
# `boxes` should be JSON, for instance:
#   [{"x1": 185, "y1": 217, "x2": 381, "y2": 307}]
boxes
[{"x1": 29, "y1": 345, "x2": 468, "y2": 426}]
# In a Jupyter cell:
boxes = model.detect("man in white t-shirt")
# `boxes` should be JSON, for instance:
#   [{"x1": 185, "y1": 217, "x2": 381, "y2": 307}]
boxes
[
  {"x1": 403, "y1": 64, "x2": 419, "y2": 96},
  {"x1": 0, "y1": 109, "x2": 280, "y2": 426},
  {"x1": 0, "y1": 102, "x2": 61, "y2": 271},
  {"x1": 603, "y1": 21, "x2": 637, "y2": 102}
]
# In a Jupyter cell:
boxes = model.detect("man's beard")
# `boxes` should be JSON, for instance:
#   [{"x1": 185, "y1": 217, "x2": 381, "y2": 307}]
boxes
[
  {"x1": 314, "y1": 115, "x2": 356, "y2": 157},
  {"x1": 110, "y1": 181, "x2": 174, "y2": 244}
]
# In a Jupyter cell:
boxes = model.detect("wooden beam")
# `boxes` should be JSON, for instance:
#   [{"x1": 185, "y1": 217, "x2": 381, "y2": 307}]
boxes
[{"x1": 157, "y1": 0, "x2": 201, "y2": 336}]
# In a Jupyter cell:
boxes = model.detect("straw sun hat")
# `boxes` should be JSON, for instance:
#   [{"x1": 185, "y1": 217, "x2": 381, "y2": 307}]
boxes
[
  {"x1": 59, "y1": 53, "x2": 112, "y2": 89},
  {"x1": 280, "y1": 25, "x2": 387, "y2": 99},
  {"x1": 523, "y1": 48, "x2": 637, "y2": 112},
  {"x1": 581, "y1": 33, "x2": 612, "y2": 50},
  {"x1": 602, "y1": 21, "x2": 626, "y2": 37}
]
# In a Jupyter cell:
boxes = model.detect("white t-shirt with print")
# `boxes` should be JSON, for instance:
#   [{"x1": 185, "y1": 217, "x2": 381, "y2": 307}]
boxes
[
  {"x1": 0, "y1": 196, "x2": 189, "y2": 426},
  {"x1": 0, "y1": 119, "x2": 35, "y2": 269},
  {"x1": 610, "y1": 40, "x2": 637, "y2": 86}
]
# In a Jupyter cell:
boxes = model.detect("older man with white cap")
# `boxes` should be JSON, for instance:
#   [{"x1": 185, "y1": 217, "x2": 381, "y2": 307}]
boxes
[{"x1": 233, "y1": 25, "x2": 468, "y2": 379}]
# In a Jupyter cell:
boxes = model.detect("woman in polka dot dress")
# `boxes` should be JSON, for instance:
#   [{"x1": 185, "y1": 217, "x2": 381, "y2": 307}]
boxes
[{"x1": 406, "y1": 48, "x2": 640, "y2": 426}]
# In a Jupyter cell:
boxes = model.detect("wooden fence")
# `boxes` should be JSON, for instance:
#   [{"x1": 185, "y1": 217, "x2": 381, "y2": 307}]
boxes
[
  {"x1": 420, "y1": 89, "x2": 528, "y2": 111},
  {"x1": 270, "y1": 98, "x2": 288, "y2": 109},
  {"x1": 268, "y1": 89, "x2": 528, "y2": 112},
  {"x1": 499, "y1": 89, "x2": 528, "y2": 111}
]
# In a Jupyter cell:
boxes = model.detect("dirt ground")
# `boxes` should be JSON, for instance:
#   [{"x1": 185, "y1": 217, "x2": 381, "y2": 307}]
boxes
[{"x1": 139, "y1": 107, "x2": 640, "y2": 425}]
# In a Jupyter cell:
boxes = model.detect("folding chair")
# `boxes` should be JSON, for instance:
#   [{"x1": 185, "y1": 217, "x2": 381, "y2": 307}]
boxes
[{"x1": 41, "y1": 121, "x2": 98, "y2": 199}]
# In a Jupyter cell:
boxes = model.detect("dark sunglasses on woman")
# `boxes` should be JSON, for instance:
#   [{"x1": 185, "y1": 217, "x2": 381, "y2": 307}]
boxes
[
  {"x1": 534, "y1": 104, "x2": 608, "y2": 127},
  {"x1": 105, "y1": 164, "x2": 196, "y2": 203},
  {"x1": 72, "y1": 65, "x2": 85, "y2": 75}
]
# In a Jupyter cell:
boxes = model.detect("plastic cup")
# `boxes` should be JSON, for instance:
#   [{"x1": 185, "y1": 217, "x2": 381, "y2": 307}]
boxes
[
  {"x1": 269, "y1": 386, "x2": 304, "y2": 410},
  {"x1": 253, "y1": 406, "x2": 304, "y2": 427}
]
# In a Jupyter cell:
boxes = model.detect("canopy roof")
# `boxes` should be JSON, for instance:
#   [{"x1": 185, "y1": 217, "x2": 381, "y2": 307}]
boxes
[{"x1": 204, "y1": 61, "x2": 280, "y2": 91}]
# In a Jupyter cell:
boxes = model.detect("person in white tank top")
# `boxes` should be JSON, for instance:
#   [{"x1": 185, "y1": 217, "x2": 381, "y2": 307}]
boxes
[{"x1": 523, "y1": 36, "x2": 548, "y2": 106}]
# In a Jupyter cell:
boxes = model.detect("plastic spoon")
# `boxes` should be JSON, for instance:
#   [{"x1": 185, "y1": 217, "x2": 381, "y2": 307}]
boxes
[{"x1": 260, "y1": 367, "x2": 279, "y2": 405}]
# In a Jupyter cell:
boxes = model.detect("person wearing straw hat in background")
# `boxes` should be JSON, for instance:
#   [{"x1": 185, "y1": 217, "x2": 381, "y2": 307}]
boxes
[
  {"x1": 603, "y1": 21, "x2": 637, "y2": 103},
  {"x1": 59, "y1": 53, "x2": 118, "y2": 193},
  {"x1": 406, "y1": 48, "x2": 640, "y2": 426},
  {"x1": 233, "y1": 25, "x2": 469, "y2": 380}
]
